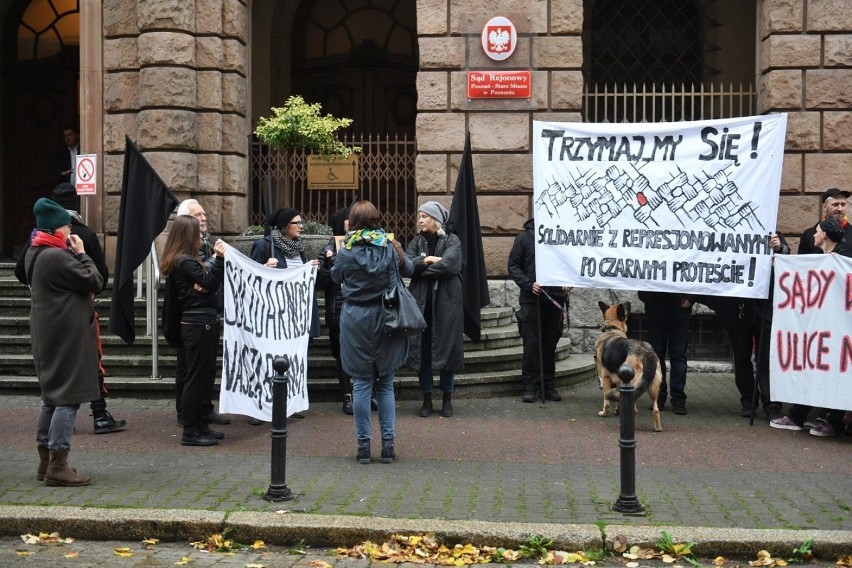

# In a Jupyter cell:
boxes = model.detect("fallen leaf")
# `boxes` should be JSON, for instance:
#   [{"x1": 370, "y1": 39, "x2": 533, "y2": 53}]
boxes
[
  {"x1": 251, "y1": 540, "x2": 266, "y2": 550},
  {"x1": 114, "y1": 547, "x2": 133, "y2": 557},
  {"x1": 174, "y1": 556, "x2": 195, "y2": 565},
  {"x1": 65, "y1": 551, "x2": 80, "y2": 558},
  {"x1": 626, "y1": 562, "x2": 639, "y2": 568},
  {"x1": 612, "y1": 535, "x2": 629, "y2": 554},
  {"x1": 837, "y1": 555, "x2": 852, "y2": 566},
  {"x1": 662, "y1": 554, "x2": 676, "y2": 563},
  {"x1": 142, "y1": 538, "x2": 160, "y2": 546},
  {"x1": 15, "y1": 550, "x2": 34, "y2": 556},
  {"x1": 757, "y1": 551, "x2": 772, "y2": 559},
  {"x1": 245, "y1": 564, "x2": 267, "y2": 568},
  {"x1": 309, "y1": 561, "x2": 333, "y2": 568}
]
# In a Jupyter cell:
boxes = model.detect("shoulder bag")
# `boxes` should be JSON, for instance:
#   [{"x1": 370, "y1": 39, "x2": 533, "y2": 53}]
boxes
[{"x1": 382, "y1": 244, "x2": 426, "y2": 337}]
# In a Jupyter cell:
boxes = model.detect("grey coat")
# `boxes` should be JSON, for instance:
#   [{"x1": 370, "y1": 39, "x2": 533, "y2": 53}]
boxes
[
  {"x1": 26, "y1": 245, "x2": 103, "y2": 406},
  {"x1": 405, "y1": 232, "x2": 464, "y2": 371},
  {"x1": 331, "y1": 241, "x2": 413, "y2": 378}
]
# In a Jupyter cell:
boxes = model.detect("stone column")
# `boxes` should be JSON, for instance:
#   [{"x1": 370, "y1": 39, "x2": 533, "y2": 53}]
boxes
[
  {"x1": 101, "y1": 0, "x2": 250, "y2": 260},
  {"x1": 415, "y1": 0, "x2": 584, "y2": 277},
  {"x1": 759, "y1": 0, "x2": 852, "y2": 250}
]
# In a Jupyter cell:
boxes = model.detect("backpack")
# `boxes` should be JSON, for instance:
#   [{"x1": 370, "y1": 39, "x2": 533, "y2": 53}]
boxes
[{"x1": 162, "y1": 274, "x2": 183, "y2": 348}]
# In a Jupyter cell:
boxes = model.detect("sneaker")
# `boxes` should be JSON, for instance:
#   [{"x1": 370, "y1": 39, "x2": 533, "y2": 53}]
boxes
[
  {"x1": 671, "y1": 399, "x2": 687, "y2": 415},
  {"x1": 201, "y1": 426, "x2": 225, "y2": 440},
  {"x1": 544, "y1": 388, "x2": 562, "y2": 402},
  {"x1": 342, "y1": 398, "x2": 353, "y2": 415},
  {"x1": 803, "y1": 416, "x2": 827, "y2": 429},
  {"x1": 809, "y1": 422, "x2": 839, "y2": 437},
  {"x1": 769, "y1": 416, "x2": 803, "y2": 431},
  {"x1": 765, "y1": 406, "x2": 783, "y2": 422},
  {"x1": 181, "y1": 430, "x2": 219, "y2": 446},
  {"x1": 521, "y1": 391, "x2": 536, "y2": 403},
  {"x1": 204, "y1": 411, "x2": 231, "y2": 425}
]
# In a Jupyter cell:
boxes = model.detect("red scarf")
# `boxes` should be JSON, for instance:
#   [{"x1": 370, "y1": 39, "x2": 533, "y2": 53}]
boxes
[
  {"x1": 31, "y1": 230, "x2": 67, "y2": 249},
  {"x1": 824, "y1": 214, "x2": 849, "y2": 229}
]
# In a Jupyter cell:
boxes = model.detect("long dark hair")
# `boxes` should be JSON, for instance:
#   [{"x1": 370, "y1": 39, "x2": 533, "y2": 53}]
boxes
[{"x1": 160, "y1": 216, "x2": 202, "y2": 276}]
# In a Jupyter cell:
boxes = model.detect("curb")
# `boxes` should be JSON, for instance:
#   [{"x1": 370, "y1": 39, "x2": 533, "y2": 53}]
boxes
[{"x1": 1, "y1": 506, "x2": 849, "y2": 557}]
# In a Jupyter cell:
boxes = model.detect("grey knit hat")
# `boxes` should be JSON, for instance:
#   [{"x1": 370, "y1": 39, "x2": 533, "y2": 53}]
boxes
[{"x1": 418, "y1": 201, "x2": 449, "y2": 225}]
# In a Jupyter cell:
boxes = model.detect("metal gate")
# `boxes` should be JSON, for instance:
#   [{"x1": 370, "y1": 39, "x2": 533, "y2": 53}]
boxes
[{"x1": 248, "y1": 133, "x2": 417, "y2": 235}]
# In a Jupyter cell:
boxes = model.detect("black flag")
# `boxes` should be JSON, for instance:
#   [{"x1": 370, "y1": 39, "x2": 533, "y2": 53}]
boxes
[
  {"x1": 446, "y1": 132, "x2": 490, "y2": 341},
  {"x1": 108, "y1": 137, "x2": 179, "y2": 343}
]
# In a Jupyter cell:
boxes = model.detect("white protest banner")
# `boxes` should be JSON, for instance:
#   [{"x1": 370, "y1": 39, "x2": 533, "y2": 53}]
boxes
[
  {"x1": 220, "y1": 242, "x2": 315, "y2": 420},
  {"x1": 532, "y1": 114, "x2": 787, "y2": 298},
  {"x1": 770, "y1": 254, "x2": 852, "y2": 411}
]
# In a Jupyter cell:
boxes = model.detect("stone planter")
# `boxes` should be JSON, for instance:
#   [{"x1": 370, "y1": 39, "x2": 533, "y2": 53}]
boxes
[
  {"x1": 231, "y1": 234, "x2": 331, "y2": 261},
  {"x1": 233, "y1": 235, "x2": 260, "y2": 257}
]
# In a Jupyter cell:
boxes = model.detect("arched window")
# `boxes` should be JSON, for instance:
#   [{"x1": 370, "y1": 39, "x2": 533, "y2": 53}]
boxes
[{"x1": 17, "y1": 0, "x2": 80, "y2": 61}]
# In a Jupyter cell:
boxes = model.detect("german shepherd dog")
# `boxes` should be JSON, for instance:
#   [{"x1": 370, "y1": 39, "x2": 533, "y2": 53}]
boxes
[{"x1": 595, "y1": 301, "x2": 663, "y2": 432}]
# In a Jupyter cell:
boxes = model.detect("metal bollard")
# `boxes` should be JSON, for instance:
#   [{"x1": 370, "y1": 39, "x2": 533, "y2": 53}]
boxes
[
  {"x1": 612, "y1": 364, "x2": 646, "y2": 515},
  {"x1": 263, "y1": 356, "x2": 294, "y2": 502}
]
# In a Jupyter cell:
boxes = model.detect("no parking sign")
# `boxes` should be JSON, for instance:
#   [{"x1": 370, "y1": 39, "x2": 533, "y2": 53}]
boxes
[{"x1": 75, "y1": 154, "x2": 97, "y2": 195}]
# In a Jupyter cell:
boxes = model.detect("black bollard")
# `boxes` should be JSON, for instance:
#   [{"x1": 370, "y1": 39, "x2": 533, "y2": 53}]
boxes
[
  {"x1": 612, "y1": 364, "x2": 646, "y2": 515},
  {"x1": 264, "y1": 356, "x2": 294, "y2": 502}
]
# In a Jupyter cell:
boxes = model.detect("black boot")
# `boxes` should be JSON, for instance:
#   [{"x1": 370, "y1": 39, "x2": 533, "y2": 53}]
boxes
[
  {"x1": 441, "y1": 392, "x2": 453, "y2": 417},
  {"x1": 181, "y1": 429, "x2": 219, "y2": 446},
  {"x1": 342, "y1": 394, "x2": 353, "y2": 415},
  {"x1": 356, "y1": 439, "x2": 371, "y2": 464},
  {"x1": 419, "y1": 392, "x2": 433, "y2": 417},
  {"x1": 380, "y1": 438, "x2": 396, "y2": 463},
  {"x1": 93, "y1": 410, "x2": 127, "y2": 435}
]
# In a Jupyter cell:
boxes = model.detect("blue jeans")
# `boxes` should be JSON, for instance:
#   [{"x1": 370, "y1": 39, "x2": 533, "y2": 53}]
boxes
[
  {"x1": 36, "y1": 402, "x2": 79, "y2": 451},
  {"x1": 352, "y1": 372, "x2": 395, "y2": 441},
  {"x1": 418, "y1": 325, "x2": 455, "y2": 393},
  {"x1": 644, "y1": 302, "x2": 690, "y2": 401}
]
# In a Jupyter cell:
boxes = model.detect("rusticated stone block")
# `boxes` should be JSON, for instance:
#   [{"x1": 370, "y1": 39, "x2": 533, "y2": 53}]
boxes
[
  {"x1": 222, "y1": 39, "x2": 247, "y2": 74},
  {"x1": 550, "y1": 71, "x2": 584, "y2": 110},
  {"x1": 533, "y1": 36, "x2": 583, "y2": 69},
  {"x1": 807, "y1": 0, "x2": 852, "y2": 31},
  {"x1": 450, "y1": 0, "x2": 548, "y2": 34},
  {"x1": 104, "y1": 72, "x2": 139, "y2": 112},
  {"x1": 222, "y1": 154, "x2": 248, "y2": 193},
  {"x1": 222, "y1": 73, "x2": 247, "y2": 114},
  {"x1": 824, "y1": 35, "x2": 852, "y2": 66},
  {"x1": 784, "y1": 112, "x2": 820, "y2": 151},
  {"x1": 417, "y1": 194, "x2": 452, "y2": 212},
  {"x1": 760, "y1": 34, "x2": 821, "y2": 70},
  {"x1": 223, "y1": 0, "x2": 249, "y2": 40},
  {"x1": 145, "y1": 151, "x2": 198, "y2": 192},
  {"x1": 804, "y1": 153, "x2": 852, "y2": 194},
  {"x1": 806, "y1": 69, "x2": 852, "y2": 108},
  {"x1": 103, "y1": 113, "x2": 138, "y2": 153},
  {"x1": 138, "y1": 32, "x2": 195, "y2": 66},
  {"x1": 196, "y1": 0, "x2": 224, "y2": 35},
  {"x1": 103, "y1": 38, "x2": 138, "y2": 71},
  {"x1": 102, "y1": 153, "x2": 126, "y2": 200},
  {"x1": 469, "y1": 113, "x2": 529, "y2": 151},
  {"x1": 482, "y1": 236, "x2": 516, "y2": 277},
  {"x1": 196, "y1": 112, "x2": 223, "y2": 152},
  {"x1": 416, "y1": 113, "x2": 467, "y2": 152},
  {"x1": 419, "y1": 37, "x2": 465, "y2": 69},
  {"x1": 220, "y1": 193, "x2": 249, "y2": 234},
  {"x1": 104, "y1": 0, "x2": 138, "y2": 37},
  {"x1": 823, "y1": 111, "x2": 852, "y2": 150},
  {"x1": 461, "y1": 153, "x2": 532, "y2": 192},
  {"x1": 140, "y1": 67, "x2": 196, "y2": 108},
  {"x1": 449, "y1": 70, "x2": 547, "y2": 111},
  {"x1": 196, "y1": 37, "x2": 223, "y2": 68},
  {"x1": 759, "y1": 0, "x2": 803, "y2": 38},
  {"x1": 222, "y1": 114, "x2": 248, "y2": 154},
  {"x1": 197, "y1": 71, "x2": 222, "y2": 110},
  {"x1": 417, "y1": 72, "x2": 449, "y2": 110},
  {"x1": 138, "y1": 0, "x2": 194, "y2": 31},
  {"x1": 417, "y1": 0, "x2": 447, "y2": 35},
  {"x1": 468, "y1": 37, "x2": 530, "y2": 68},
  {"x1": 552, "y1": 0, "x2": 583, "y2": 34},
  {"x1": 103, "y1": 193, "x2": 123, "y2": 233},
  {"x1": 777, "y1": 194, "x2": 820, "y2": 237},
  {"x1": 758, "y1": 70, "x2": 802, "y2": 110},
  {"x1": 415, "y1": 153, "x2": 449, "y2": 193},
  {"x1": 137, "y1": 109, "x2": 197, "y2": 150},
  {"x1": 474, "y1": 195, "x2": 529, "y2": 233},
  {"x1": 780, "y1": 152, "x2": 802, "y2": 192},
  {"x1": 197, "y1": 154, "x2": 223, "y2": 192},
  {"x1": 533, "y1": 111, "x2": 583, "y2": 122}
]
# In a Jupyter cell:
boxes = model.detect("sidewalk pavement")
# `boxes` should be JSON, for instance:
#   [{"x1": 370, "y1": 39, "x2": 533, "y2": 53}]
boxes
[{"x1": 0, "y1": 370, "x2": 849, "y2": 559}]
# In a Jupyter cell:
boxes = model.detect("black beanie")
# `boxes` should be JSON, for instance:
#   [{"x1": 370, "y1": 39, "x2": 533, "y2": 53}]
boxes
[
  {"x1": 52, "y1": 183, "x2": 81, "y2": 212},
  {"x1": 34, "y1": 198, "x2": 71, "y2": 232},
  {"x1": 269, "y1": 207, "x2": 299, "y2": 230},
  {"x1": 819, "y1": 218, "x2": 845, "y2": 243}
]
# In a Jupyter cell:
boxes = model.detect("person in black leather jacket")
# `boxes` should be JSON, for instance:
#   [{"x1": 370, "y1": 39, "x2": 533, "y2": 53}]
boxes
[{"x1": 159, "y1": 216, "x2": 225, "y2": 447}]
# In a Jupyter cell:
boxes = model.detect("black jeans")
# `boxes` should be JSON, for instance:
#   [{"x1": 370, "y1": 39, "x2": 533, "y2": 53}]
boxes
[
  {"x1": 517, "y1": 299, "x2": 563, "y2": 392},
  {"x1": 175, "y1": 322, "x2": 220, "y2": 419},
  {"x1": 643, "y1": 301, "x2": 690, "y2": 401},
  {"x1": 179, "y1": 321, "x2": 218, "y2": 431}
]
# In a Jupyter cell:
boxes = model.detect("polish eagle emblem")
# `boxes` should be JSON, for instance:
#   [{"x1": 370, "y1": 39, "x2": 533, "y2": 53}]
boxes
[{"x1": 488, "y1": 27, "x2": 511, "y2": 52}]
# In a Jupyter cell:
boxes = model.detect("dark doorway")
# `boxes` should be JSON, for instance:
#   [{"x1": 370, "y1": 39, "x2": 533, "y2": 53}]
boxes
[{"x1": 2, "y1": 0, "x2": 79, "y2": 258}]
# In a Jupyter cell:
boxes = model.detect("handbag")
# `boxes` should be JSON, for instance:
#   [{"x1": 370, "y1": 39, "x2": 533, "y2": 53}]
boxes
[{"x1": 381, "y1": 246, "x2": 426, "y2": 337}]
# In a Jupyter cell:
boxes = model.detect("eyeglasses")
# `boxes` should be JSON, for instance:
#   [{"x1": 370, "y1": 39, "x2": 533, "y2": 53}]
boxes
[{"x1": 289, "y1": 221, "x2": 304, "y2": 226}]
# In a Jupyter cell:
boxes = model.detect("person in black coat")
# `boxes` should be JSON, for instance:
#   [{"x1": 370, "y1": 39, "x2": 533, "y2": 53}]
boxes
[
  {"x1": 15, "y1": 183, "x2": 126, "y2": 435},
  {"x1": 797, "y1": 187, "x2": 851, "y2": 254},
  {"x1": 50, "y1": 127, "x2": 79, "y2": 183}
]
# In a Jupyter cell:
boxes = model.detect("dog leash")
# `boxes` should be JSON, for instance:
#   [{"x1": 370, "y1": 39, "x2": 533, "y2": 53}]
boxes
[{"x1": 540, "y1": 288, "x2": 568, "y2": 317}]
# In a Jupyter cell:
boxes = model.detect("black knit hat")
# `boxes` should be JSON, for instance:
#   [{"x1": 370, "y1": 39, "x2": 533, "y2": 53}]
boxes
[
  {"x1": 34, "y1": 198, "x2": 71, "y2": 232},
  {"x1": 268, "y1": 207, "x2": 300, "y2": 230},
  {"x1": 52, "y1": 183, "x2": 81, "y2": 212},
  {"x1": 819, "y1": 218, "x2": 844, "y2": 243}
]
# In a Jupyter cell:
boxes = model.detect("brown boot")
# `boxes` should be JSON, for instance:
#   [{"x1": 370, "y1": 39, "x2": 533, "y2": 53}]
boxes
[
  {"x1": 36, "y1": 446, "x2": 49, "y2": 481},
  {"x1": 44, "y1": 449, "x2": 91, "y2": 487}
]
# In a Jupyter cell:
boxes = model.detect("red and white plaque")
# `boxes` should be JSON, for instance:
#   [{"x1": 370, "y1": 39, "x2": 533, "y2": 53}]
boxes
[
  {"x1": 75, "y1": 154, "x2": 97, "y2": 195},
  {"x1": 481, "y1": 16, "x2": 517, "y2": 61},
  {"x1": 467, "y1": 70, "x2": 531, "y2": 99}
]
